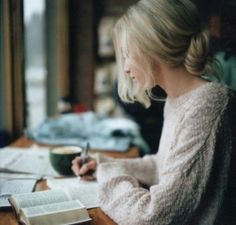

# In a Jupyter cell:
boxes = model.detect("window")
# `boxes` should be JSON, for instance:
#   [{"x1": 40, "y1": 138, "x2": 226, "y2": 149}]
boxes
[
  {"x1": 23, "y1": 0, "x2": 46, "y2": 128},
  {"x1": 0, "y1": 0, "x2": 69, "y2": 142}
]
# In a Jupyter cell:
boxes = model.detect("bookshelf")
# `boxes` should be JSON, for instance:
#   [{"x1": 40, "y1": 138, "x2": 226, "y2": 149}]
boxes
[
  {"x1": 93, "y1": 0, "x2": 138, "y2": 116},
  {"x1": 68, "y1": 0, "x2": 138, "y2": 115}
]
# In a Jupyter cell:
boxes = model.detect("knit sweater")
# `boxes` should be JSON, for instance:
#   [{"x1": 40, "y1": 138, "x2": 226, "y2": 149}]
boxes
[{"x1": 96, "y1": 82, "x2": 236, "y2": 225}]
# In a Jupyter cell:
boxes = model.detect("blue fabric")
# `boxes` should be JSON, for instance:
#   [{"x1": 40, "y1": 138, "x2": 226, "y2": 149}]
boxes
[{"x1": 26, "y1": 112, "x2": 150, "y2": 155}]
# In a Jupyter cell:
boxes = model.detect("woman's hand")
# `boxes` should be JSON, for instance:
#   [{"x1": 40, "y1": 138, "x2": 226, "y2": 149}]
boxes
[{"x1": 71, "y1": 156, "x2": 97, "y2": 180}]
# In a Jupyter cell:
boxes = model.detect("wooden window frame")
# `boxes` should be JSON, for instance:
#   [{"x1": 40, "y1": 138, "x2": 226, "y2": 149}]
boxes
[{"x1": 0, "y1": 0, "x2": 25, "y2": 141}]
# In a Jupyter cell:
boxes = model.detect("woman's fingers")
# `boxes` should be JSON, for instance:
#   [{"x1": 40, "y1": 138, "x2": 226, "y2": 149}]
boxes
[
  {"x1": 71, "y1": 156, "x2": 97, "y2": 179},
  {"x1": 71, "y1": 156, "x2": 82, "y2": 176},
  {"x1": 79, "y1": 159, "x2": 97, "y2": 175}
]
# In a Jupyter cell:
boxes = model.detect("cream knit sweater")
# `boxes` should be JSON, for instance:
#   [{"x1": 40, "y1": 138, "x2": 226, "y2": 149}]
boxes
[{"x1": 96, "y1": 82, "x2": 236, "y2": 225}]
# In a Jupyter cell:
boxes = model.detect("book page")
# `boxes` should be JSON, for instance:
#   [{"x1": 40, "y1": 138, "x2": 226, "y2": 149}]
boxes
[
  {"x1": 0, "y1": 149, "x2": 22, "y2": 168},
  {"x1": 0, "y1": 172, "x2": 42, "y2": 180},
  {"x1": 0, "y1": 179, "x2": 37, "y2": 208},
  {"x1": 22, "y1": 200, "x2": 84, "y2": 217},
  {"x1": 21, "y1": 200, "x2": 90, "y2": 225},
  {"x1": 0, "y1": 195, "x2": 11, "y2": 208},
  {"x1": 0, "y1": 147, "x2": 59, "y2": 176},
  {"x1": 66, "y1": 185, "x2": 98, "y2": 209},
  {"x1": 0, "y1": 179, "x2": 37, "y2": 195},
  {"x1": 10, "y1": 189, "x2": 69, "y2": 212},
  {"x1": 47, "y1": 178, "x2": 98, "y2": 208}
]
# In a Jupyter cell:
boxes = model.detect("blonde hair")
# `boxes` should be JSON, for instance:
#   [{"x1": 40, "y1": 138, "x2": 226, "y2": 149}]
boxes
[{"x1": 113, "y1": 0, "x2": 213, "y2": 108}]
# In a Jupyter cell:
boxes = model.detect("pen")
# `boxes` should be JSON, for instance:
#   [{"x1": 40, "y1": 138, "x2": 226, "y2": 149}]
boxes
[
  {"x1": 79, "y1": 142, "x2": 94, "y2": 177},
  {"x1": 80, "y1": 142, "x2": 90, "y2": 166}
]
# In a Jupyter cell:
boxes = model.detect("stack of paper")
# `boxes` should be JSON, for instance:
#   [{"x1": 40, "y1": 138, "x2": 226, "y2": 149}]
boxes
[
  {"x1": 0, "y1": 147, "x2": 59, "y2": 177},
  {"x1": 0, "y1": 178, "x2": 38, "y2": 209}
]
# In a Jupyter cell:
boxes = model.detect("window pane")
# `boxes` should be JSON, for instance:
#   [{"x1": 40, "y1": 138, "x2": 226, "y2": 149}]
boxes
[{"x1": 23, "y1": 0, "x2": 46, "y2": 128}]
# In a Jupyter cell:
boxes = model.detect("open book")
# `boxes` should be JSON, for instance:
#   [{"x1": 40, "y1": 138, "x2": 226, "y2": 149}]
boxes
[{"x1": 9, "y1": 188, "x2": 92, "y2": 225}]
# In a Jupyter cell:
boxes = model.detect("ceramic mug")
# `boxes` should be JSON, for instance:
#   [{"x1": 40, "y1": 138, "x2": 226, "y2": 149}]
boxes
[{"x1": 50, "y1": 146, "x2": 82, "y2": 176}]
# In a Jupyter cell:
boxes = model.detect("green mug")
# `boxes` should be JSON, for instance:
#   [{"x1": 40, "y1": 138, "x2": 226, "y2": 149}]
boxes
[{"x1": 50, "y1": 146, "x2": 82, "y2": 176}]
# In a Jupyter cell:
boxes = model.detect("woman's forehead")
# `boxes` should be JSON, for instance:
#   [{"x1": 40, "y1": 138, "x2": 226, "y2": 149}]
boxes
[
  {"x1": 119, "y1": 29, "x2": 141, "y2": 58},
  {"x1": 120, "y1": 32, "x2": 130, "y2": 55}
]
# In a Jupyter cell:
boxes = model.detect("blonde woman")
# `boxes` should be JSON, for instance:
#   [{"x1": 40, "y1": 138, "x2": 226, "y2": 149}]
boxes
[{"x1": 72, "y1": 0, "x2": 236, "y2": 224}]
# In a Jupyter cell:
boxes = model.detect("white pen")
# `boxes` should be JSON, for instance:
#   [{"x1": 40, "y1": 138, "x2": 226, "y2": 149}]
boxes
[
  {"x1": 79, "y1": 142, "x2": 93, "y2": 178},
  {"x1": 81, "y1": 142, "x2": 89, "y2": 165}
]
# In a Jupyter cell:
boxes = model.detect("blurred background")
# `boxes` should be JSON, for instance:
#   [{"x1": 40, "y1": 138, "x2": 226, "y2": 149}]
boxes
[
  {"x1": 0, "y1": 0, "x2": 138, "y2": 143},
  {"x1": 0, "y1": 0, "x2": 235, "y2": 152}
]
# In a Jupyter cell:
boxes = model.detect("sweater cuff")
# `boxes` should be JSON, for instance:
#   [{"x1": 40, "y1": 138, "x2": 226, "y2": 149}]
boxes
[{"x1": 93, "y1": 153, "x2": 114, "y2": 164}]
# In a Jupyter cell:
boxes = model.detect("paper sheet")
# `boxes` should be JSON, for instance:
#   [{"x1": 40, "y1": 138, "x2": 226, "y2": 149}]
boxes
[
  {"x1": 0, "y1": 147, "x2": 59, "y2": 177},
  {"x1": 47, "y1": 178, "x2": 98, "y2": 208}
]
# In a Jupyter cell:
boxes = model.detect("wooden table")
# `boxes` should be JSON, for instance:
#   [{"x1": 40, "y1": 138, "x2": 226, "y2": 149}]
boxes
[{"x1": 0, "y1": 136, "x2": 140, "y2": 225}]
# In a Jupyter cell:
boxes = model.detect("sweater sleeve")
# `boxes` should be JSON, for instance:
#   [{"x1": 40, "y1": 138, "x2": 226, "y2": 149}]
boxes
[
  {"x1": 96, "y1": 101, "x2": 226, "y2": 225},
  {"x1": 95, "y1": 153, "x2": 158, "y2": 186}
]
